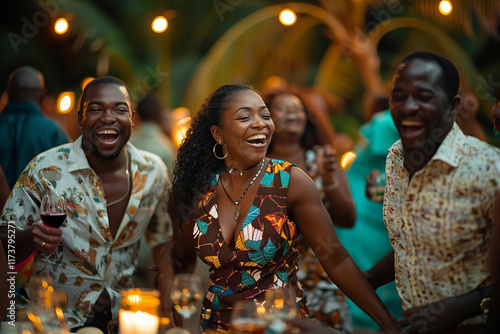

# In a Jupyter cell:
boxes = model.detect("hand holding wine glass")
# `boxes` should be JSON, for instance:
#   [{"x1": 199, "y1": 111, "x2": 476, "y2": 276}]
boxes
[{"x1": 33, "y1": 193, "x2": 65, "y2": 253}]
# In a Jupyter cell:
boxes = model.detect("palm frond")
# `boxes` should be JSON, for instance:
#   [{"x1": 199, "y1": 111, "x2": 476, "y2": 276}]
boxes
[{"x1": 410, "y1": 0, "x2": 500, "y2": 39}]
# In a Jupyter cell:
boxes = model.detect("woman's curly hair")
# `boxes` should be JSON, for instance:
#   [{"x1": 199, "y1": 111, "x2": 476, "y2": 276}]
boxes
[{"x1": 168, "y1": 84, "x2": 255, "y2": 228}]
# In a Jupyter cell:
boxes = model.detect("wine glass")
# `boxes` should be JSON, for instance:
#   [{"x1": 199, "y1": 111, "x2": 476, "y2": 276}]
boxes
[
  {"x1": 24, "y1": 275, "x2": 70, "y2": 334},
  {"x1": 40, "y1": 193, "x2": 67, "y2": 229},
  {"x1": 170, "y1": 273, "x2": 203, "y2": 331},
  {"x1": 263, "y1": 287, "x2": 298, "y2": 334},
  {"x1": 230, "y1": 300, "x2": 267, "y2": 334}
]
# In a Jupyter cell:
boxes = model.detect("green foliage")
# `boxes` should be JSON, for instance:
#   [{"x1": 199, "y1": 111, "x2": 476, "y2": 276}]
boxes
[{"x1": 1, "y1": 0, "x2": 499, "y2": 144}]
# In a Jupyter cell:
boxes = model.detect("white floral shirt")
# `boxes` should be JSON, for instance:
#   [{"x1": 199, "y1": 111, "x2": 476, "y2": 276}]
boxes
[
  {"x1": 1, "y1": 137, "x2": 172, "y2": 328},
  {"x1": 384, "y1": 123, "x2": 500, "y2": 314}
]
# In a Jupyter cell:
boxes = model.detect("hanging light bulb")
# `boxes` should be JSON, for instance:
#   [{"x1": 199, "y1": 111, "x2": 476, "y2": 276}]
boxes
[
  {"x1": 57, "y1": 92, "x2": 75, "y2": 114},
  {"x1": 152, "y1": 16, "x2": 168, "y2": 33},
  {"x1": 279, "y1": 9, "x2": 297, "y2": 26},
  {"x1": 54, "y1": 18, "x2": 69, "y2": 34},
  {"x1": 438, "y1": 0, "x2": 453, "y2": 16}
]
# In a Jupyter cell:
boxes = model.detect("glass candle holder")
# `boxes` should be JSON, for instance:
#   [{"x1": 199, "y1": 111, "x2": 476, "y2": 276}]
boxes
[{"x1": 119, "y1": 288, "x2": 160, "y2": 334}]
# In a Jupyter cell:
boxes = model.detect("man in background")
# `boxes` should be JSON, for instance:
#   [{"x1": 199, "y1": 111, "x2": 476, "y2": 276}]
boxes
[
  {"x1": 0, "y1": 66, "x2": 69, "y2": 189},
  {"x1": 131, "y1": 95, "x2": 177, "y2": 174}
]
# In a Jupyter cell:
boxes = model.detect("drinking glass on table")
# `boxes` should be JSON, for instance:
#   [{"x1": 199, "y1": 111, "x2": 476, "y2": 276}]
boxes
[
  {"x1": 264, "y1": 287, "x2": 298, "y2": 334},
  {"x1": 230, "y1": 300, "x2": 267, "y2": 334},
  {"x1": 24, "y1": 275, "x2": 70, "y2": 334},
  {"x1": 170, "y1": 273, "x2": 203, "y2": 332},
  {"x1": 40, "y1": 193, "x2": 67, "y2": 228}
]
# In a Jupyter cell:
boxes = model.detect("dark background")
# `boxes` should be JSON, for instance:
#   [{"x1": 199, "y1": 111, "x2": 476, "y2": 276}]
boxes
[{"x1": 1, "y1": 0, "x2": 499, "y2": 143}]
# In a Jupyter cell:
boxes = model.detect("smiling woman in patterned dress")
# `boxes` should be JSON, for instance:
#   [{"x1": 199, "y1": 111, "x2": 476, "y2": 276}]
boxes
[{"x1": 157, "y1": 84, "x2": 399, "y2": 333}]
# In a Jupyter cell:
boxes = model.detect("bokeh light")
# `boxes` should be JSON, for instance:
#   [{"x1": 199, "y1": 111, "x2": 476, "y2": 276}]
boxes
[
  {"x1": 54, "y1": 18, "x2": 69, "y2": 35},
  {"x1": 173, "y1": 116, "x2": 192, "y2": 147},
  {"x1": 439, "y1": 0, "x2": 453, "y2": 15},
  {"x1": 152, "y1": 16, "x2": 168, "y2": 33},
  {"x1": 81, "y1": 77, "x2": 95, "y2": 91},
  {"x1": 279, "y1": 9, "x2": 297, "y2": 26},
  {"x1": 341, "y1": 151, "x2": 357, "y2": 169},
  {"x1": 57, "y1": 92, "x2": 75, "y2": 114}
]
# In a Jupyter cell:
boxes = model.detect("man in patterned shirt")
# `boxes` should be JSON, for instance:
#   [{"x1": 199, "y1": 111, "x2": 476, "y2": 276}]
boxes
[
  {"x1": 365, "y1": 51, "x2": 500, "y2": 333},
  {"x1": 0, "y1": 77, "x2": 172, "y2": 332}
]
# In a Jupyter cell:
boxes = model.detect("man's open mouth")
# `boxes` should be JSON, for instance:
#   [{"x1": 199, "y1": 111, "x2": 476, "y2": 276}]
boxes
[
  {"x1": 401, "y1": 119, "x2": 425, "y2": 138},
  {"x1": 96, "y1": 128, "x2": 120, "y2": 143}
]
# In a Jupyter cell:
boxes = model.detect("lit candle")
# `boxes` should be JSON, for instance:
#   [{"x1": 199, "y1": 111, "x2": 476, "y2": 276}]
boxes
[
  {"x1": 119, "y1": 309, "x2": 160, "y2": 334},
  {"x1": 119, "y1": 288, "x2": 160, "y2": 334}
]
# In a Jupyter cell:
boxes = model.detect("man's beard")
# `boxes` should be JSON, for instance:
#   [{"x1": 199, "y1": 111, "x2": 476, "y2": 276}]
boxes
[
  {"x1": 83, "y1": 138, "x2": 124, "y2": 160},
  {"x1": 93, "y1": 146, "x2": 123, "y2": 160}
]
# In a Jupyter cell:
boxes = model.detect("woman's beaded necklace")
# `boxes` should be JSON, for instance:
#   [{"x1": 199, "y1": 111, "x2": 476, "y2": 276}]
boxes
[{"x1": 220, "y1": 159, "x2": 265, "y2": 220}]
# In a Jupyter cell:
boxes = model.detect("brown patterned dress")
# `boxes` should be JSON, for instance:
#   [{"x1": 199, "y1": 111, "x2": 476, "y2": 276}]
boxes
[{"x1": 192, "y1": 160, "x2": 309, "y2": 332}]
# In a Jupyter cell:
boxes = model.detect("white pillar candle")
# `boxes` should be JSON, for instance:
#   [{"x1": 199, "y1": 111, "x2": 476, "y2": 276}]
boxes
[
  {"x1": 119, "y1": 288, "x2": 161, "y2": 334},
  {"x1": 119, "y1": 309, "x2": 159, "y2": 334}
]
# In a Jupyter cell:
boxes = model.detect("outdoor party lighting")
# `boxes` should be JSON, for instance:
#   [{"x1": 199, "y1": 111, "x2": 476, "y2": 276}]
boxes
[
  {"x1": 152, "y1": 16, "x2": 168, "y2": 33},
  {"x1": 54, "y1": 18, "x2": 69, "y2": 35},
  {"x1": 279, "y1": 9, "x2": 297, "y2": 26},
  {"x1": 173, "y1": 116, "x2": 192, "y2": 148},
  {"x1": 57, "y1": 92, "x2": 75, "y2": 114},
  {"x1": 439, "y1": 0, "x2": 453, "y2": 16},
  {"x1": 341, "y1": 151, "x2": 356, "y2": 169},
  {"x1": 119, "y1": 289, "x2": 160, "y2": 334},
  {"x1": 81, "y1": 76, "x2": 94, "y2": 91}
]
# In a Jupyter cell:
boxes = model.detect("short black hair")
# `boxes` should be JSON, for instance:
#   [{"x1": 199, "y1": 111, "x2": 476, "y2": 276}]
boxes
[
  {"x1": 78, "y1": 76, "x2": 132, "y2": 111},
  {"x1": 401, "y1": 51, "x2": 459, "y2": 102}
]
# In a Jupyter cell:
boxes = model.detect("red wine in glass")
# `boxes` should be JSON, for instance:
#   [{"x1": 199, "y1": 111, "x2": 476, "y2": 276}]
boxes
[
  {"x1": 40, "y1": 193, "x2": 67, "y2": 228},
  {"x1": 40, "y1": 212, "x2": 67, "y2": 228}
]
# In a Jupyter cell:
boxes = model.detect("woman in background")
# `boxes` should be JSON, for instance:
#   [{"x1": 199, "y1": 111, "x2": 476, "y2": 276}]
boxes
[{"x1": 264, "y1": 86, "x2": 355, "y2": 333}]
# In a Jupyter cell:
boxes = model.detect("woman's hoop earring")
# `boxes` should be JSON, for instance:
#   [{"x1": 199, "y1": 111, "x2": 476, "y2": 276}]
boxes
[{"x1": 213, "y1": 141, "x2": 228, "y2": 159}]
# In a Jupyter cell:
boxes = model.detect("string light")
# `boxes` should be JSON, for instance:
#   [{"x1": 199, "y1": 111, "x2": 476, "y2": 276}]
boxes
[
  {"x1": 279, "y1": 9, "x2": 297, "y2": 26},
  {"x1": 57, "y1": 92, "x2": 75, "y2": 114},
  {"x1": 54, "y1": 18, "x2": 69, "y2": 35},
  {"x1": 152, "y1": 16, "x2": 168, "y2": 33},
  {"x1": 438, "y1": 0, "x2": 453, "y2": 16}
]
